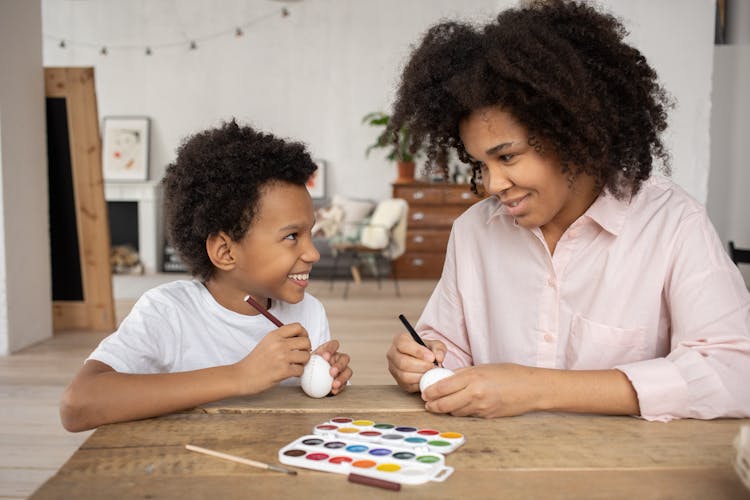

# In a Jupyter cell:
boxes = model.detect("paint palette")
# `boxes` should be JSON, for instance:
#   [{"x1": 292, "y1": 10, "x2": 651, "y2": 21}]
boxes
[{"x1": 278, "y1": 417, "x2": 465, "y2": 485}]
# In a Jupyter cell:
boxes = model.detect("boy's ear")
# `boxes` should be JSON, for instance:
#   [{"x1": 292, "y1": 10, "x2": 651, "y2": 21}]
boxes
[{"x1": 206, "y1": 231, "x2": 236, "y2": 271}]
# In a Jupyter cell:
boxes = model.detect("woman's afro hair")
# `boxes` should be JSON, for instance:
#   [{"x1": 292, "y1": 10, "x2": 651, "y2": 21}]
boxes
[{"x1": 389, "y1": 0, "x2": 672, "y2": 199}]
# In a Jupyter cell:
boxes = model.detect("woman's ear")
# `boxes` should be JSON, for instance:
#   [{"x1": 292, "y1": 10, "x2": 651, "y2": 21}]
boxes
[{"x1": 206, "y1": 231, "x2": 236, "y2": 271}]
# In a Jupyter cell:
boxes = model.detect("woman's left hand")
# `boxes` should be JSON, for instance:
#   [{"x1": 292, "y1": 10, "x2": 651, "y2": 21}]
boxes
[
  {"x1": 420, "y1": 363, "x2": 545, "y2": 418},
  {"x1": 314, "y1": 340, "x2": 352, "y2": 395}
]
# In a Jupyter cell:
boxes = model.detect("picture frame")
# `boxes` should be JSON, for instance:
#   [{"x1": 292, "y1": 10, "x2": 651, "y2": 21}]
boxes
[
  {"x1": 306, "y1": 158, "x2": 326, "y2": 199},
  {"x1": 102, "y1": 116, "x2": 150, "y2": 181}
]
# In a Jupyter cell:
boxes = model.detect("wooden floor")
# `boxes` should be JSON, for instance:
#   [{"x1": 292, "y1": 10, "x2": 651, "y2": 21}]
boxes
[{"x1": 0, "y1": 276, "x2": 437, "y2": 500}]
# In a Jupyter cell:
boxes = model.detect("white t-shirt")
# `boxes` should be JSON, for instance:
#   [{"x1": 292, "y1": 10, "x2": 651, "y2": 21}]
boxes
[{"x1": 88, "y1": 280, "x2": 331, "y2": 385}]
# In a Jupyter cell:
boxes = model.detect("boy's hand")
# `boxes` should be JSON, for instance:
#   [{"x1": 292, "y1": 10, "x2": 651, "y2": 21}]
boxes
[
  {"x1": 386, "y1": 332, "x2": 447, "y2": 392},
  {"x1": 236, "y1": 323, "x2": 311, "y2": 394},
  {"x1": 314, "y1": 340, "x2": 352, "y2": 394}
]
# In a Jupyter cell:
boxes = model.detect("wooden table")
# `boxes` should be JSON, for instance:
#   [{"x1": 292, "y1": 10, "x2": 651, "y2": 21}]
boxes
[{"x1": 30, "y1": 385, "x2": 749, "y2": 499}]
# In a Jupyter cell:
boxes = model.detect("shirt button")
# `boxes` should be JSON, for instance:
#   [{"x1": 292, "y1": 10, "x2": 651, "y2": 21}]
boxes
[
  {"x1": 543, "y1": 333, "x2": 554, "y2": 343},
  {"x1": 547, "y1": 277, "x2": 556, "y2": 287}
]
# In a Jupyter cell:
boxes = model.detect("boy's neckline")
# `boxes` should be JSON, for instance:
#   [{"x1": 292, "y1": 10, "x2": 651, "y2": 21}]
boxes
[{"x1": 198, "y1": 280, "x2": 275, "y2": 317}]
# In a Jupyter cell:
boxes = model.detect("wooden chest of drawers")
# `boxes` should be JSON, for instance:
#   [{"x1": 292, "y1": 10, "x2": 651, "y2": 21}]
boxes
[{"x1": 392, "y1": 181, "x2": 482, "y2": 279}]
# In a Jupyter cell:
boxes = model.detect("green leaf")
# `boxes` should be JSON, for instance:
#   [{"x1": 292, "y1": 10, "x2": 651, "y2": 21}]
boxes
[{"x1": 362, "y1": 110, "x2": 423, "y2": 164}]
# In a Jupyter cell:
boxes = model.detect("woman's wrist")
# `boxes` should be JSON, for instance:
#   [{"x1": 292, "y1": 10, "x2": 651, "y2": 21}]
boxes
[{"x1": 533, "y1": 368, "x2": 640, "y2": 415}]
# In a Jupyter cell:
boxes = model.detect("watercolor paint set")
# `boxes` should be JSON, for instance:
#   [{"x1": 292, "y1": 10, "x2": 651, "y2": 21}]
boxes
[{"x1": 278, "y1": 417, "x2": 465, "y2": 485}]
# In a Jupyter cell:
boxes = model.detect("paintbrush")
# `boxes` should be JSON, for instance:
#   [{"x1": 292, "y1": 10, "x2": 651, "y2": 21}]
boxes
[
  {"x1": 398, "y1": 313, "x2": 439, "y2": 367},
  {"x1": 186, "y1": 444, "x2": 296, "y2": 475},
  {"x1": 348, "y1": 472, "x2": 401, "y2": 491},
  {"x1": 244, "y1": 294, "x2": 283, "y2": 327}
]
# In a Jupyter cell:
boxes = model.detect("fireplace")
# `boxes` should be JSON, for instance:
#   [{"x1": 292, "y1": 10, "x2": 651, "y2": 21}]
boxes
[{"x1": 104, "y1": 181, "x2": 162, "y2": 273}]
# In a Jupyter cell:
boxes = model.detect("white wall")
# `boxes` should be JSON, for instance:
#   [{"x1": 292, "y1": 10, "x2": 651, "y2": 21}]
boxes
[
  {"x1": 707, "y1": 45, "x2": 750, "y2": 282},
  {"x1": 615, "y1": 0, "x2": 715, "y2": 203},
  {"x1": 42, "y1": 0, "x2": 715, "y2": 203},
  {"x1": 706, "y1": 0, "x2": 750, "y2": 282},
  {"x1": 0, "y1": 0, "x2": 53, "y2": 354}
]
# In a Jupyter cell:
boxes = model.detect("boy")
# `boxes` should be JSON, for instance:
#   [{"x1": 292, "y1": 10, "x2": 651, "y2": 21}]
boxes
[{"x1": 61, "y1": 120, "x2": 351, "y2": 432}]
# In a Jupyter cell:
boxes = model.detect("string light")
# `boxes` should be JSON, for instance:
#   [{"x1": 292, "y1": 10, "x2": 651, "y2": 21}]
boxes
[{"x1": 45, "y1": 7, "x2": 291, "y2": 56}]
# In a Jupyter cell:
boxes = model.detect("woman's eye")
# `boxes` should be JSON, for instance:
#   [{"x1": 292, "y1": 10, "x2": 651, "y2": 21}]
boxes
[{"x1": 499, "y1": 154, "x2": 515, "y2": 162}]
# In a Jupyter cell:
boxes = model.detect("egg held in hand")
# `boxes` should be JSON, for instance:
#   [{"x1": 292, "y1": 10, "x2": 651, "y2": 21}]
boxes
[
  {"x1": 301, "y1": 354, "x2": 334, "y2": 398},
  {"x1": 419, "y1": 367, "x2": 455, "y2": 392}
]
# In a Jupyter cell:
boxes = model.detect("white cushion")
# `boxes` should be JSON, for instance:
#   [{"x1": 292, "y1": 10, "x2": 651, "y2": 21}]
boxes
[{"x1": 331, "y1": 195, "x2": 375, "y2": 241}]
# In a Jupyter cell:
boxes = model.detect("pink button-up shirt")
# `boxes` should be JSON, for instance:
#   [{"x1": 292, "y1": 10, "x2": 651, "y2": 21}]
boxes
[{"x1": 416, "y1": 177, "x2": 750, "y2": 421}]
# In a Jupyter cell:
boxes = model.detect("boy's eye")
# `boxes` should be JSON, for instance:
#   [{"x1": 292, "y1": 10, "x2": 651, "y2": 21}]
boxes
[{"x1": 284, "y1": 232, "x2": 298, "y2": 241}]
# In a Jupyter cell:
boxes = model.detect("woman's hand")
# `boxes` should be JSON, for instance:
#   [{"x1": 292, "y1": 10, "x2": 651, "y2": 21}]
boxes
[
  {"x1": 420, "y1": 363, "x2": 545, "y2": 418},
  {"x1": 386, "y1": 332, "x2": 447, "y2": 392},
  {"x1": 315, "y1": 340, "x2": 353, "y2": 394},
  {"x1": 421, "y1": 363, "x2": 640, "y2": 418}
]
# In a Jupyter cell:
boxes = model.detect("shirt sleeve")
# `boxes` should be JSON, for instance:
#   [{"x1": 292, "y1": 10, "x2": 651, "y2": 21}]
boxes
[
  {"x1": 416, "y1": 228, "x2": 474, "y2": 369},
  {"x1": 616, "y1": 212, "x2": 750, "y2": 421},
  {"x1": 87, "y1": 291, "x2": 177, "y2": 374}
]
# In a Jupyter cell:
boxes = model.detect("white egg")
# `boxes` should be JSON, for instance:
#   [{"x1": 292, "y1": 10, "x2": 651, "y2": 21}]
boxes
[
  {"x1": 419, "y1": 367, "x2": 455, "y2": 392},
  {"x1": 301, "y1": 354, "x2": 334, "y2": 398}
]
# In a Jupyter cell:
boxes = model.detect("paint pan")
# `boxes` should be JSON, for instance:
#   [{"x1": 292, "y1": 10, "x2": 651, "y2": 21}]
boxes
[{"x1": 312, "y1": 416, "x2": 465, "y2": 454}]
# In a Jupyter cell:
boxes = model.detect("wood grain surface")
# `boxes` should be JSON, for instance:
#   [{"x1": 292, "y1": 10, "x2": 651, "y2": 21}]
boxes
[{"x1": 29, "y1": 386, "x2": 750, "y2": 499}]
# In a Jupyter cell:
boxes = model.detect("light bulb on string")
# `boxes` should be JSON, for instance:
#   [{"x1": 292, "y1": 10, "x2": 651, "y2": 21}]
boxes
[{"x1": 47, "y1": 6, "x2": 295, "y2": 57}]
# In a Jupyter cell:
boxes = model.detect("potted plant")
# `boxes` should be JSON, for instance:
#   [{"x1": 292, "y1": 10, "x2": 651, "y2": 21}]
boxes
[{"x1": 362, "y1": 111, "x2": 422, "y2": 183}]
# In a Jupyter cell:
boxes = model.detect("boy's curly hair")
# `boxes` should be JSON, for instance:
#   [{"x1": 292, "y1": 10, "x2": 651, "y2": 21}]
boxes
[
  {"x1": 162, "y1": 120, "x2": 317, "y2": 280},
  {"x1": 389, "y1": 0, "x2": 672, "y2": 199}
]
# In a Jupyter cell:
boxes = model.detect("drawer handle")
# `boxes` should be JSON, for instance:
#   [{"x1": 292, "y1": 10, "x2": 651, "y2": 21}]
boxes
[
  {"x1": 412, "y1": 212, "x2": 425, "y2": 221},
  {"x1": 461, "y1": 192, "x2": 471, "y2": 199},
  {"x1": 412, "y1": 258, "x2": 424, "y2": 266},
  {"x1": 413, "y1": 191, "x2": 425, "y2": 200},
  {"x1": 413, "y1": 235, "x2": 424, "y2": 243}
]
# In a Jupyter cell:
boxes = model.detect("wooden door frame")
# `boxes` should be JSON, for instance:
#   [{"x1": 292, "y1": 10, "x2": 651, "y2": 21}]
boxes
[{"x1": 45, "y1": 67, "x2": 115, "y2": 331}]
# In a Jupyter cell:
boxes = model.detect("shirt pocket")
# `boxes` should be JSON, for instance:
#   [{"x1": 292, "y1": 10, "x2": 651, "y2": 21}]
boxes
[{"x1": 566, "y1": 314, "x2": 646, "y2": 370}]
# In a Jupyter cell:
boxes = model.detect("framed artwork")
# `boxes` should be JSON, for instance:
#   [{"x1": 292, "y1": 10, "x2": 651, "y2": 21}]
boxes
[
  {"x1": 306, "y1": 159, "x2": 326, "y2": 199},
  {"x1": 102, "y1": 116, "x2": 150, "y2": 181}
]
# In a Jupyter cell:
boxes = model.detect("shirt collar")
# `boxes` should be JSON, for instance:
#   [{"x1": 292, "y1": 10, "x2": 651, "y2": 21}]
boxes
[
  {"x1": 583, "y1": 190, "x2": 629, "y2": 236},
  {"x1": 486, "y1": 196, "x2": 507, "y2": 224},
  {"x1": 485, "y1": 191, "x2": 630, "y2": 235}
]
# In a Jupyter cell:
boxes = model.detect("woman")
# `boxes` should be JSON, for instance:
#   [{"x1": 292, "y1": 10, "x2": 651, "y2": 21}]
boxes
[{"x1": 386, "y1": 0, "x2": 750, "y2": 421}]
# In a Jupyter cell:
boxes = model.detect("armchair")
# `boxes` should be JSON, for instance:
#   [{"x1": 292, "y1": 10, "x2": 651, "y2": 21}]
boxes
[{"x1": 327, "y1": 198, "x2": 409, "y2": 298}]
